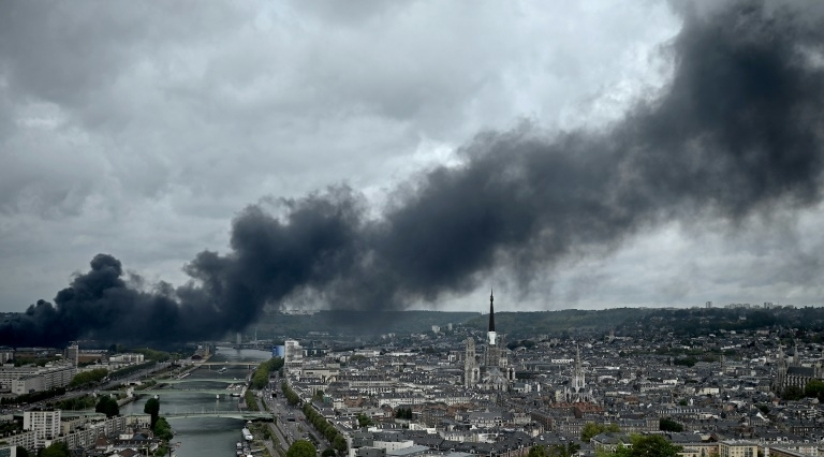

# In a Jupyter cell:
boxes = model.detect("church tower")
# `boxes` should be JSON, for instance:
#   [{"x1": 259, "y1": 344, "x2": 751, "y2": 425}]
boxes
[
  {"x1": 773, "y1": 343, "x2": 787, "y2": 394},
  {"x1": 572, "y1": 345, "x2": 586, "y2": 392},
  {"x1": 465, "y1": 338, "x2": 478, "y2": 385}
]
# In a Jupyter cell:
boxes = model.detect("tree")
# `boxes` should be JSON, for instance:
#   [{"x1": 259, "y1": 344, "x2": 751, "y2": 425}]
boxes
[
  {"x1": 804, "y1": 379, "x2": 824, "y2": 401},
  {"x1": 659, "y1": 418, "x2": 683, "y2": 432},
  {"x1": 144, "y1": 397, "x2": 160, "y2": 428},
  {"x1": 287, "y1": 440, "x2": 316, "y2": 457},
  {"x1": 325, "y1": 425, "x2": 337, "y2": 441},
  {"x1": 581, "y1": 423, "x2": 620, "y2": 442},
  {"x1": 39, "y1": 442, "x2": 70, "y2": 457},
  {"x1": 529, "y1": 445, "x2": 549, "y2": 457},
  {"x1": 16, "y1": 447, "x2": 29, "y2": 457},
  {"x1": 581, "y1": 423, "x2": 601, "y2": 442},
  {"x1": 357, "y1": 413, "x2": 373, "y2": 427},
  {"x1": 322, "y1": 449, "x2": 337, "y2": 457},
  {"x1": 95, "y1": 396, "x2": 119, "y2": 418},
  {"x1": 782, "y1": 385, "x2": 805, "y2": 401},
  {"x1": 333, "y1": 435, "x2": 348, "y2": 455},
  {"x1": 154, "y1": 417, "x2": 173, "y2": 441},
  {"x1": 252, "y1": 357, "x2": 284, "y2": 389},
  {"x1": 626, "y1": 435, "x2": 682, "y2": 457},
  {"x1": 548, "y1": 443, "x2": 580, "y2": 457},
  {"x1": 69, "y1": 368, "x2": 109, "y2": 388}
]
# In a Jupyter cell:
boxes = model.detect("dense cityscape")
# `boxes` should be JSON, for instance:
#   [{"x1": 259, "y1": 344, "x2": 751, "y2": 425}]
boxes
[
  {"x1": 3, "y1": 1, "x2": 824, "y2": 457},
  {"x1": 1, "y1": 296, "x2": 824, "y2": 457}
]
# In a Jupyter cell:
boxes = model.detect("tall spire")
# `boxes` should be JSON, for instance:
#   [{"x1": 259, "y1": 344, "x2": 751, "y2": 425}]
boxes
[
  {"x1": 488, "y1": 289, "x2": 495, "y2": 332},
  {"x1": 575, "y1": 344, "x2": 581, "y2": 370},
  {"x1": 793, "y1": 339, "x2": 800, "y2": 366}
]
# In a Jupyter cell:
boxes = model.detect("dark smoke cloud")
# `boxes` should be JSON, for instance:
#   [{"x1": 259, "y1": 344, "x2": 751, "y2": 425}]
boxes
[{"x1": 3, "y1": 0, "x2": 824, "y2": 346}]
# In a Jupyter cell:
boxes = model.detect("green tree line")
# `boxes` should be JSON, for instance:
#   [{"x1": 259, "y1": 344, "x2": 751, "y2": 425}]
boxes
[
  {"x1": 144, "y1": 398, "x2": 173, "y2": 457},
  {"x1": 282, "y1": 381, "x2": 301, "y2": 406},
  {"x1": 245, "y1": 390, "x2": 259, "y2": 412},
  {"x1": 251, "y1": 357, "x2": 284, "y2": 389},
  {"x1": 1, "y1": 387, "x2": 65, "y2": 405},
  {"x1": 110, "y1": 361, "x2": 157, "y2": 379},
  {"x1": 782, "y1": 379, "x2": 824, "y2": 401},
  {"x1": 69, "y1": 368, "x2": 109, "y2": 388},
  {"x1": 131, "y1": 348, "x2": 173, "y2": 362},
  {"x1": 527, "y1": 442, "x2": 580, "y2": 457},
  {"x1": 95, "y1": 395, "x2": 119, "y2": 417},
  {"x1": 301, "y1": 402, "x2": 347, "y2": 455},
  {"x1": 598, "y1": 435, "x2": 682, "y2": 457}
]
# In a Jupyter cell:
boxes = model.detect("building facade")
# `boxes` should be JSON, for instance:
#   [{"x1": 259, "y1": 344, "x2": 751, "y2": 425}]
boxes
[{"x1": 23, "y1": 410, "x2": 61, "y2": 449}]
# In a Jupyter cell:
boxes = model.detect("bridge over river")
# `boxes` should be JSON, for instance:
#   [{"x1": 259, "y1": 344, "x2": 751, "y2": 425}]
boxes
[
  {"x1": 139, "y1": 389, "x2": 244, "y2": 396},
  {"x1": 163, "y1": 411, "x2": 273, "y2": 420},
  {"x1": 195, "y1": 362, "x2": 260, "y2": 368},
  {"x1": 154, "y1": 378, "x2": 243, "y2": 385},
  {"x1": 61, "y1": 411, "x2": 272, "y2": 420}
]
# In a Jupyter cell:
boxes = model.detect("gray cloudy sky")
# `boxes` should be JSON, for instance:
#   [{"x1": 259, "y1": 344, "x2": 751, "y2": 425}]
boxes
[{"x1": 0, "y1": 0, "x2": 821, "y2": 314}]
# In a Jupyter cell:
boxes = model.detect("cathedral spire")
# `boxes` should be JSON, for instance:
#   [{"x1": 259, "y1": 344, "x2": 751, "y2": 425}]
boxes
[
  {"x1": 487, "y1": 289, "x2": 497, "y2": 346},
  {"x1": 488, "y1": 289, "x2": 495, "y2": 332},
  {"x1": 793, "y1": 339, "x2": 800, "y2": 366}
]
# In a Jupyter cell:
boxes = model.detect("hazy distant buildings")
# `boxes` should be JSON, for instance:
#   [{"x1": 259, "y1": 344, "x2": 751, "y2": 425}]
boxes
[
  {"x1": 285, "y1": 339, "x2": 303, "y2": 367},
  {"x1": 1, "y1": 365, "x2": 76, "y2": 394},
  {"x1": 65, "y1": 342, "x2": 79, "y2": 367}
]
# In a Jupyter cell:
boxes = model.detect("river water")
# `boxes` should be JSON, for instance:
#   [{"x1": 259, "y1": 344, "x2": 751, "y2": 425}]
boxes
[{"x1": 120, "y1": 347, "x2": 271, "y2": 457}]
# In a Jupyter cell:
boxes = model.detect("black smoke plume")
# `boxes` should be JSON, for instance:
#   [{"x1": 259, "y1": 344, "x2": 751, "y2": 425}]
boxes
[{"x1": 2, "y1": 0, "x2": 824, "y2": 346}]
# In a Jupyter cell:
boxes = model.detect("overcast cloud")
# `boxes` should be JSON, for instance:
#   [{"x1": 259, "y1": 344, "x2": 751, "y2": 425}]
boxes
[{"x1": 1, "y1": 0, "x2": 822, "y2": 317}]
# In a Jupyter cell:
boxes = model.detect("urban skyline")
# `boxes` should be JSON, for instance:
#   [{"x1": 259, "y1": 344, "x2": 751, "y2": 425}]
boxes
[{"x1": 2, "y1": 0, "x2": 824, "y2": 324}]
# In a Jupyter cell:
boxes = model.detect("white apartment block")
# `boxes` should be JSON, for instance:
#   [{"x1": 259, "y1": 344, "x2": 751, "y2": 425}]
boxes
[
  {"x1": 285, "y1": 340, "x2": 303, "y2": 366},
  {"x1": 108, "y1": 353, "x2": 145, "y2": 364},
  {"x1": 720, "y1": 441, "x2": 758, "y2": 457},
  {"x1": 9, "y1": 365, "x2": 76, "y2": 394},
  {"x1": 23, "y1": 410, "x2": 61, "y2": 449},
  {"x1": 8, "y1": 413, "x2": 151, "y2": 453}
]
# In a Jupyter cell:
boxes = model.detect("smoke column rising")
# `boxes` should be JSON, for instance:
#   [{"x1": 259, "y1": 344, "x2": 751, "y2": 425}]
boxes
[{"x1": 2, "y1": 0, "x2": 824, "y2": 345}]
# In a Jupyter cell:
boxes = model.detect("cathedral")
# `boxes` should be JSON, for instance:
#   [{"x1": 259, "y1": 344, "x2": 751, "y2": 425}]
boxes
[
  {"x1": 773, "y1": 340, "x2": 823, "y2": 395},
  {"x1": 562, "y1": 345, "x2": 594, "y2": 402},
  {"x1": 464, "y1": 291, "x2": 516, "y2": 391}
]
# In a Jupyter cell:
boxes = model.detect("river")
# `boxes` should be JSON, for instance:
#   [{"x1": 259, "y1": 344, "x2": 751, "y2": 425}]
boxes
[{"x1": 120, "y1": 347, "x2": 272, "y2": 457}]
